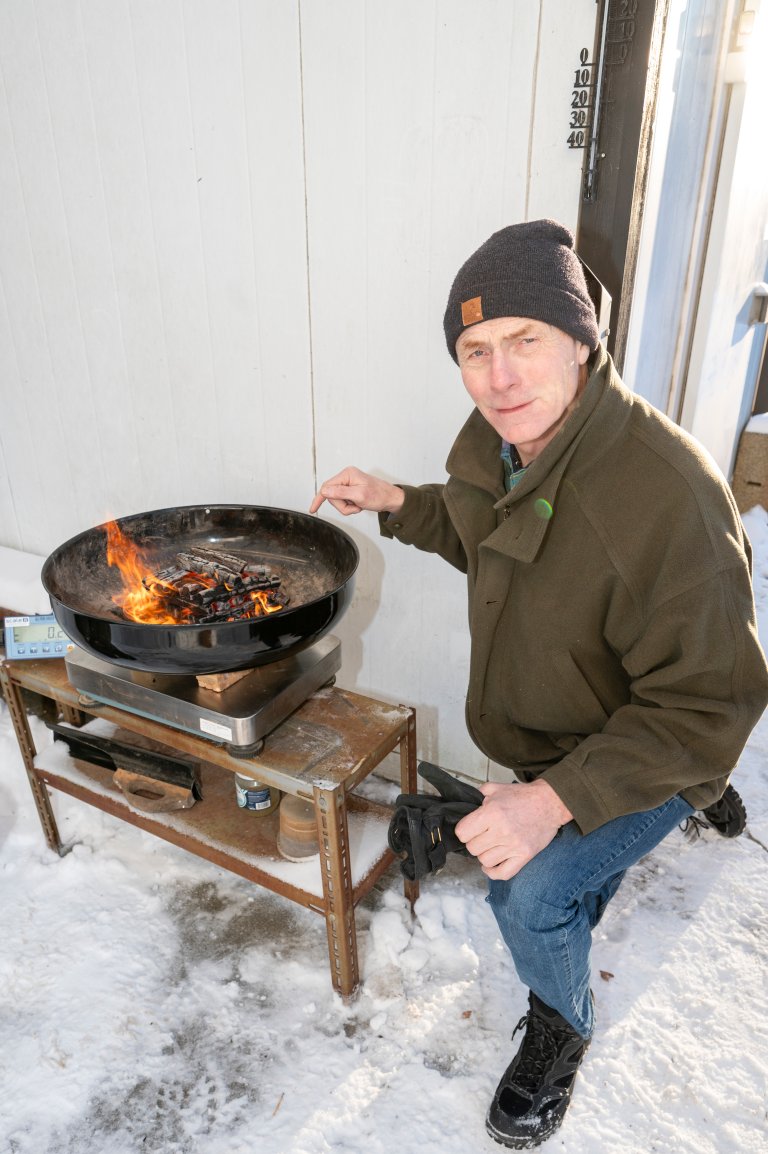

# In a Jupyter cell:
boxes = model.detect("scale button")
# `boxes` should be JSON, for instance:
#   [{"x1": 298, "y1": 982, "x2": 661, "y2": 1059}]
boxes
[
  {"x1": 17, "y1": 646, "x2": 26, "y2": 654},
  {"x1": 54, "y1": 644, "x2": 63, "y2": 652},
  {"x1": 42, "y1": 645, "x2": 51, "y2": 653},
  {"x1": 29, "y1": 646, "x2": 38, "y2": 654}
]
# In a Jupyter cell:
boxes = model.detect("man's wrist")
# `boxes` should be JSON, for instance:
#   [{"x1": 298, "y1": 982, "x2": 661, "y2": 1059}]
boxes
[
  {"x1": 383, "y1": 485, "x2": 405, "y2": 515},
  {"x1": 535, "y1": 778, "x2": 573, "y2": 826}
]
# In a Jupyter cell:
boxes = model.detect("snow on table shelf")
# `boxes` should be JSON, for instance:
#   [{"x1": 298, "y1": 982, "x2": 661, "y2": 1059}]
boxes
[{"x1": 34, "y1": 723, "x2": 393, "y2": 900}]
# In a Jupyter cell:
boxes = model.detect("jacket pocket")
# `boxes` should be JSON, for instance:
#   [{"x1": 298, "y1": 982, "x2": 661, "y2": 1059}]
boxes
[{"x1": 548, "y1": 650, "x2": 611, "y2": 735}]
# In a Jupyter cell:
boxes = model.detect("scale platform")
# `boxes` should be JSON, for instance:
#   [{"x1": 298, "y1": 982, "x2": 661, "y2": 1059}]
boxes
[{"x1": 64, "y1": 635, "x2": 341, "y2": 756}]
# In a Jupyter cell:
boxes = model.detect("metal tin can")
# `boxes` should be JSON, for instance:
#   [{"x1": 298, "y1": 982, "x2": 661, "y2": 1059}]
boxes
[{"x1": 234, "y1": 773, "x2": 280, "y2": 814}]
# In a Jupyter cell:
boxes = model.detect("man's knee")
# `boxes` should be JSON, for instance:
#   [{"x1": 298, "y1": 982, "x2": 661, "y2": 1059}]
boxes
[{"x1": 488, "y1": 866, "x2": 573, "y2": 936}]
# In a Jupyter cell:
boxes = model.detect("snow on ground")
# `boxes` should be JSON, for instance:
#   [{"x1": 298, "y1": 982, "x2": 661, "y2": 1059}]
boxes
[{"x1": 2, "y1": 508, "x2": 768, "y2": 1154}]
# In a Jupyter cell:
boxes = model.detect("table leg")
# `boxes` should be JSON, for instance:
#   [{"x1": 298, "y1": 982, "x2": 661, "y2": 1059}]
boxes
[
  {"x1": 399, "y1": 707, "x2": 420, "y2": 908},
  {"x1": 60, "y1": 703, "x2": 87, "y2": 727},
  {"x1": 314, "y1": 783, "x2": 359, "y2": 1001},
  {"x1": 0, "y1": 661, "x2": 63, "y2": 854}
]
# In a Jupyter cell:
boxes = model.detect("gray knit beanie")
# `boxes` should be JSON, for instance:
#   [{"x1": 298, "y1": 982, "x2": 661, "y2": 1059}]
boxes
[{"x1": 443, "y1": 219, "x2": 599, "y2": 362}]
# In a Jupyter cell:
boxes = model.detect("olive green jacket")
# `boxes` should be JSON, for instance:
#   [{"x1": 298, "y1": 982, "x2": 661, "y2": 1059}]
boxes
[{"x1": 381, "y1": 348, "x2": 768, "y2": 834}]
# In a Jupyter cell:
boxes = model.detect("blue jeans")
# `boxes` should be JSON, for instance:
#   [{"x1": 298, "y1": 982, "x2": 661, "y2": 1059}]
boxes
[{"x1": 486, "y1": 794, "x2": 694, "y2": 1038}]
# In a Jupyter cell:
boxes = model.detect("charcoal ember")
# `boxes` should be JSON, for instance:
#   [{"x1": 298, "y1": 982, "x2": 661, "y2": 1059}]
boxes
[
  {"x1": 139, "y1": 548, "x2": 288, "y2": 624},
  {"x1": 143, "y1": 565, "x2": 189, "y2": 590},
  {"x1": 206, "y1": 595, "x2": 251, "y2": 616},
  {"x1": 192, "y1": 582, "x2": 233, "y2": 607},
  {"x1": 199, "y1": 606, "x2": 252, "y2": 623},
  {"x1": 199, "y1": 588, "x2": 291, "y2": 623},
  {"x1": 200, "y1": 598, "x2": 253, "y2": 622},
  {"x1": 185, "y1": 575, "x2": 280, "y2": 604},
  {"x1": 177, "y1": 550, "x2": 282, "y2": 586},
  {"x1": 266, "y1": 590, "x2": 289, "y2": 607},
  {"x1": 170, "y1": 580, "x2": 253, "y2": 609},
  {"x1": 176, "y1": 549, "x2": 250, "y2": 583},
  {"x1": 240, "y1": 574, "x2": 281, "y2": 592},
  {"x1": 178, "y1": 581, "x2": 206, "y2": 599}
]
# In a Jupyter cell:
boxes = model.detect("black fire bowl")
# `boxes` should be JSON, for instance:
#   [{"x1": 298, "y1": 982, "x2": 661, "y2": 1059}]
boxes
[{"x1": 42, "y1": 504, "x2": 359, "y2": 676}]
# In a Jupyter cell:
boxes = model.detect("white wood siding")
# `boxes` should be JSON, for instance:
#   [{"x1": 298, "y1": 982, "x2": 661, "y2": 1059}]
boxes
[{"x1": 0, "y1": 0, "x2": 596, "y2": 778}]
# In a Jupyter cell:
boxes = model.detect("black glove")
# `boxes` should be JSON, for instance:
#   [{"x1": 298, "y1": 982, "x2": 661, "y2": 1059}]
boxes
[{"x1": 388, "y1": 761, "x2": 484, "y2": 880}]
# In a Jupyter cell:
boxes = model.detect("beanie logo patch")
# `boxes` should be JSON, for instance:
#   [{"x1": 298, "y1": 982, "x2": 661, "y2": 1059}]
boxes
[{"x1": 461, "y1": 296, "x2": 483, "y2": 326}]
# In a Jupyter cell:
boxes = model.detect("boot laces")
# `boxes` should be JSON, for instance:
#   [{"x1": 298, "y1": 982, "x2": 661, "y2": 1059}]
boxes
[{"x1": 511, "y1": 1009, "x2": 571, "y2": 1094}]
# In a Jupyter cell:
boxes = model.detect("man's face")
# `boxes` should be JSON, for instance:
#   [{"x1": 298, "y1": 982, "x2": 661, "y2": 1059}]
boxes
[{"x1": 456, "y1": 317, "x2": 590, "y2": 463}]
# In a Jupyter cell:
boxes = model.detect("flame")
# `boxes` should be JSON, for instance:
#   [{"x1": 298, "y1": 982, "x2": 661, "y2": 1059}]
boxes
[
  {"x1": 104, "y1": 520, "x2": 285, "y2": 625},
  {"x1": 105, "y1": 521, "x2": 183, "y2": 624},
  {"x1": 252, "y1": 590, "x2": 284, "y2": 615}
]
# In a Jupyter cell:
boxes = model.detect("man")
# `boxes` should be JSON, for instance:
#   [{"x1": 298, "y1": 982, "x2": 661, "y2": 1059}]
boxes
[{"x1": 309, "y1": 220, "x2": 768, "y2": 1148}]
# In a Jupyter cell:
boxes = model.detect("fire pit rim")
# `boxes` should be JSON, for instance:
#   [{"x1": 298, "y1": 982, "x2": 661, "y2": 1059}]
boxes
[{"x1": 41, "y1": 502, "x2": 359, "y2": 674}]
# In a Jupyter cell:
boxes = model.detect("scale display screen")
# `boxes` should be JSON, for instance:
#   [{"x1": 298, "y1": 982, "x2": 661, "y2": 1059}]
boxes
[{"x1": 3, "y1": 614, "x2": 74, "y2": 660}]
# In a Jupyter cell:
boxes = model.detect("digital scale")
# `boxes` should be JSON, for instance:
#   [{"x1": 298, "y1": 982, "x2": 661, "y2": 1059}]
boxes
[
  {"x1": 63, "y1": 634, "x2": 342, "y2": 757},
  {"x1": 3, "y1": 613, "x2": 75, "y2": 660}
]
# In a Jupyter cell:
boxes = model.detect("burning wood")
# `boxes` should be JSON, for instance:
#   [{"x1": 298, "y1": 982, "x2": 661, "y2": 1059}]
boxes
[
  {"x1": 144, "y1": 550, "x2": 288, "y2": 623},
  {"x1": 105, "y1": 523, "x2": 289, "y2": 625}
]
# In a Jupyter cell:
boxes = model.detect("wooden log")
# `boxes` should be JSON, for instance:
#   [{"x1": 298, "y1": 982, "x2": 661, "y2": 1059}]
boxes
[
  {"x1": 196, "y1": 668, "x2": 253, "y2": 693},
  {"x1": 113, "y1": 768, "x2": 196, "y2": 812}
]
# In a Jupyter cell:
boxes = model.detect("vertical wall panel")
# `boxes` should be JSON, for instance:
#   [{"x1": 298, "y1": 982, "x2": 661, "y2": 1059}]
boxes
[
  {"x1": 0, "y1": 2, "x2": 92, "y2": 549},
  {"x1": 182, "y1": 0, "x2": 268, "y2": 502},
  {"x1": 0, "y1": 430, "x2": 20, "y2": 550},
  {"x1": 129, "y1": 0, "x2": 224, "y2": 506},
  {"x1": 0, "y1": 267, "x2": 39, "y2": 550},
  {"x1": 77, "y1": 0, "x2": 178, "y2": 515},
  {"x1": 238, "y1": 0, "x2": 313, "y2": 509}
]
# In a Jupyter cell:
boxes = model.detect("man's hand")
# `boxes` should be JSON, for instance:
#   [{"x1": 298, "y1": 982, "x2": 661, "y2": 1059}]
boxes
[
  {"x1": 309, "y1": 466, "x2": 405, "y2": 517},
  {"x1": 455, "y1": 779, "x2": 572, "y2": 881}
]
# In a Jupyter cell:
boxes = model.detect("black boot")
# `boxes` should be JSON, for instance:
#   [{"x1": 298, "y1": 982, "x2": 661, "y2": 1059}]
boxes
[
  {"x1": 486, "y1": 993, "x2": 590, "y2": 1149},
  {"x1": 683, "y1": 783, "x2": 749, "y2": 842},
  {"x1": 701, "y1": 783, "x2": 747, "y2": 838}
]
